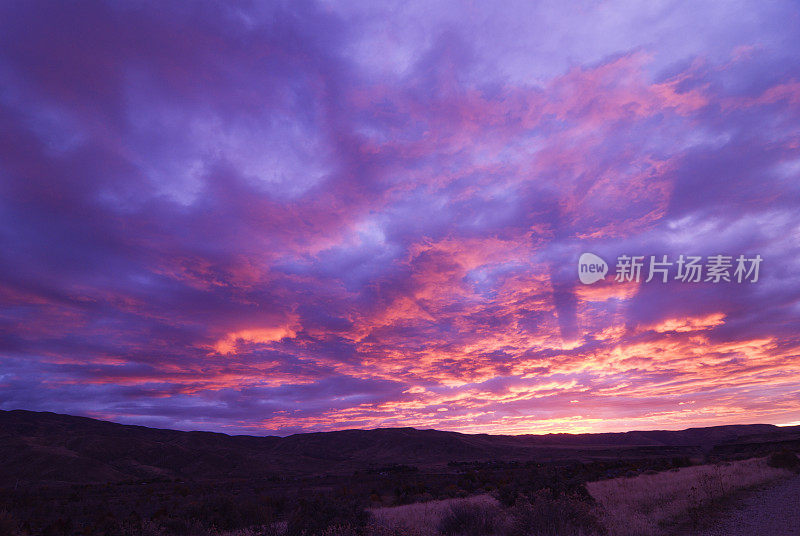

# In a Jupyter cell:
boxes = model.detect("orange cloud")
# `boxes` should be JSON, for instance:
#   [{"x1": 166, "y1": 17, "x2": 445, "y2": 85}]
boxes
[
  {"x1": 213, "y1": 326, "x2": 297, "y2": 355},
  {"x1": 650, "y1": 313, "x2": 726, "y2": 333}
]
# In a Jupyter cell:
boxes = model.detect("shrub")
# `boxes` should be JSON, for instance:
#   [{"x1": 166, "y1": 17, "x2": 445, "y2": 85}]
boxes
[
  {"x1": 286, "y1": 496, "x2": 370, "y2": 536},
  {"x1": 318, "y1": 526, "x2": 361, "y2": 536},
  {"x1": 438, "y1": 500, "x2": 501, "y2": 536},
  {"x1": 0, "y1": 511, "x2": 23, "y2": 536},
  {"x1": 495, "y1": 486, "x2": 519, "y2": 508},
  {"x1": 767, "y1": 450, "x2": 800, "y2": 471},
  {"x1": 41, "y1": 517, "x2": 73, "y2": 536},
  {"x1": 504, "y1": 490, "x2": 605, "y2": 536},
  {"x1": 121, "y1": 519, "x2": 167, "y2": 536},
  {"x1": 192, "y1": 494, "x2": 272, "y2": 530}
]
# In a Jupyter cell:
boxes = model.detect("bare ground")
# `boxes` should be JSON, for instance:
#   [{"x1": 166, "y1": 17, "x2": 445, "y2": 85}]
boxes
[{"x1": 691, "y1": 474, "x2": 800, "y2": 536}]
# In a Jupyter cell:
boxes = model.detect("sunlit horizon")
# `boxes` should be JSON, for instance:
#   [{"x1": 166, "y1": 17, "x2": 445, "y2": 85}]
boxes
[{"x1": 1, "y1": 1, "x2": 800, "y2": 436}]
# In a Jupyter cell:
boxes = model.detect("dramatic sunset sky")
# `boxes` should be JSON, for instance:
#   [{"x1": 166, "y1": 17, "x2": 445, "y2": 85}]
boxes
[{"x1": 1, "y1": 1, "x2": 799, "y2": 436}]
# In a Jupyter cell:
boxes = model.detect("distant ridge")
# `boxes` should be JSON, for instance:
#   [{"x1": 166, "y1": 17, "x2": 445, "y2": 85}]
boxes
[{"x1": 1, "y1": 409, "x2": 798, "y2": 485}]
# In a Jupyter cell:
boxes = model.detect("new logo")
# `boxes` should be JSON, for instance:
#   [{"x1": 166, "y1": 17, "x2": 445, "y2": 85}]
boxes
[{"x1": 578, "y1": 253, "x2": 608, "y2": 285}]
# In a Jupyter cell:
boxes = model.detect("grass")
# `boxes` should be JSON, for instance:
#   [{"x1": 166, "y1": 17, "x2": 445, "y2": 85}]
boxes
[
  {"x1": 370, "y1": 494, "x2": 499, "y2": 536},
  {"x1": 369, "y1": 491, "x2": 605, "y2": 536},
  {"x1": 4, "y1": 454, "x2": 796, "y2": 535},
  {"x1": 587, "y1": 456, "x2": 794, "y2": 536}
]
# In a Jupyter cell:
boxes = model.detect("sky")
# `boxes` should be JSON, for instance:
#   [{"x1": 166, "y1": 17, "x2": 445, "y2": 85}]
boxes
[{"x1": 1, "y1": 0, "x2": 800, "y2": 436}]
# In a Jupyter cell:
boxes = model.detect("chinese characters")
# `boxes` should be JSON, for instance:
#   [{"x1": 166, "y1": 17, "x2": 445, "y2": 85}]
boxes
[{"x1": 614, "y1": 254, "x2": 762, "y2": 283}]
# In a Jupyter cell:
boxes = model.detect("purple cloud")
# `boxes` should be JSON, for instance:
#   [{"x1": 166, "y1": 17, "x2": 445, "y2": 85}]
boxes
[{"x1": 1, "y1": 0, "x2": 800, "y2": 435}]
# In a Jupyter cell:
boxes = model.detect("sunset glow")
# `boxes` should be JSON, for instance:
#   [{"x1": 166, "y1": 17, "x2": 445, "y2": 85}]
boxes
[{"x1": 1, "y1": 1, "x2": 799, "y2": 435}]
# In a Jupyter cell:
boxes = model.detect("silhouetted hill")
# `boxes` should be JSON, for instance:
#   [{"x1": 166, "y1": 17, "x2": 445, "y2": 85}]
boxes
[{"x1": 1, "y1": 409, "x2": 796, "y2": 485}]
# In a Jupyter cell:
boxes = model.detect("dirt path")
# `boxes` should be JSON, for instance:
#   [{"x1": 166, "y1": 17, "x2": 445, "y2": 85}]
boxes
[{"x1": 692, "y1": 474, "x2": 800, "y2": 536}]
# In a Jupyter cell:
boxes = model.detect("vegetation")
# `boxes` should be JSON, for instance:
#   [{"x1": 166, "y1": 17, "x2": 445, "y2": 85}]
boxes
[
  {"x1": 766, "y1": 449, "x2": 800, "y2": 472},
  {"x1": 1, "y1": 433, "x2": 797, "y2": 535},
  {"x1": 503, "y1": 490, "x2": 605, "y2": 536},
  {"x1": 438, "y1": 498, "x2": 502, "y2": 536},
  {"x1": 588, "y1": 456, "x2": 794, "y2": 536}
]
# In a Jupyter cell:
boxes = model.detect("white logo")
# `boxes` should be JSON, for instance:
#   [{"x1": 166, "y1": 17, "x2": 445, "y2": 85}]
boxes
[
  {"x1": 578, "y1": 253, "x2": 608, "y2": 285},
  {"x1": 576, "y1": 253, "x2": 762, "y2": 284}
]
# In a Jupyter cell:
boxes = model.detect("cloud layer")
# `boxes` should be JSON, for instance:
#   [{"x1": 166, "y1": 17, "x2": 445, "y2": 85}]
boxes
[{"x1": 1, "y1": 0, "x2": 799, "y2": 435}]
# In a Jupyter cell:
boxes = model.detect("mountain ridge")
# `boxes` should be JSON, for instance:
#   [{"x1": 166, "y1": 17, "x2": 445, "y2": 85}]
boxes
[{"x1": 2, "y1": 409, "x2": 798, "y2": 485}]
